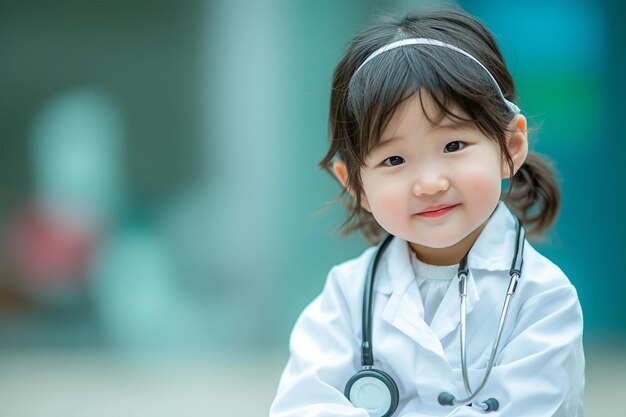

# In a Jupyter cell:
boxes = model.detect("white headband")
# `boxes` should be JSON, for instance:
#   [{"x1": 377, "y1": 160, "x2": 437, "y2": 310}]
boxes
[{"x1": 353, "y1": 38, "x2": 520, "y2": 114}]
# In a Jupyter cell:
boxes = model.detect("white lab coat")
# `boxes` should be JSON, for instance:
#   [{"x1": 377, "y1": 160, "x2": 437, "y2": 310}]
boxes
[{"x1": 270, "y1": 202, "x2": 584, "y2": 417}]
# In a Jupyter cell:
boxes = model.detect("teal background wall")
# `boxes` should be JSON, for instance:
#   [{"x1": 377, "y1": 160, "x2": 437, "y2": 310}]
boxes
[{"x1": 0, "y1": 1, "x2": 624, "y2": 416}]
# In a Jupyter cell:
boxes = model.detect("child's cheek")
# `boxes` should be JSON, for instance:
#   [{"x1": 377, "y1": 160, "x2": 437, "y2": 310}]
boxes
[
  {"x1": 460, "y1": 164, "x2": 502, "y2": 205},
  {"x1": 375, "y1": 184, "x2": 406, "y2": 217}
]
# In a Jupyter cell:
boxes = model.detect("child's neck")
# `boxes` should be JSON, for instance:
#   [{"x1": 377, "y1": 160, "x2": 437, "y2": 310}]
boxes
[{"x1": 409, "y1": 222, "x2": 486, "y2": 266}]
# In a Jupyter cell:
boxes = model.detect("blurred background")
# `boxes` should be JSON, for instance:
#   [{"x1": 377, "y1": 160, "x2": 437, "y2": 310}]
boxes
[{"x1": 0, "y1": 0, "x2": 624, "y2": 416}]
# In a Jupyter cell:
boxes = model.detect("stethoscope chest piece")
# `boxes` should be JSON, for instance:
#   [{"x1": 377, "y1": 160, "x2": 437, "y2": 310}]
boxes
[{"x1": 344, "y1": 368, "x2": 399, "y2": 417}]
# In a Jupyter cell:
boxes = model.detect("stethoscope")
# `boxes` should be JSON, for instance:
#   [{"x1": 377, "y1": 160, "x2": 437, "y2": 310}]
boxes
[{"x1": 344, "y1": 218, "x2": 525, "y2": 416}]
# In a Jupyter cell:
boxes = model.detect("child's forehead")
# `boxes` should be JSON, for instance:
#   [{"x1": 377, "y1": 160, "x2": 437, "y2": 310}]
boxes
[{"x1": 378, "y1": 91, "x2": 473, "y2": 143}]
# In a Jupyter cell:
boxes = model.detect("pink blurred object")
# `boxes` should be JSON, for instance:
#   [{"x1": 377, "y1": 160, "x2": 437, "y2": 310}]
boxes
[{"x1": 4, "y1": 204, "x2": 99, "y2": 293}]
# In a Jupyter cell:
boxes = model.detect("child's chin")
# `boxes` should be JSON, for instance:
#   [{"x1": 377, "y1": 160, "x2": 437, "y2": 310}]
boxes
[{"x1": 408, "y1": 236, "x2": 464, "y2": 250}]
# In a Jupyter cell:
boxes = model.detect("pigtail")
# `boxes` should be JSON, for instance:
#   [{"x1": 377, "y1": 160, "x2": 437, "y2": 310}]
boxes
[{"x1": 504, "y1": 152, "x2": 561, "y2": 238}]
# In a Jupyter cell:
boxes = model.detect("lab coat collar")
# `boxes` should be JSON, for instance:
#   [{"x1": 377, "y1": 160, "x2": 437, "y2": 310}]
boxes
[
  {"x1": 373, "y1": 235, "x2": 413, "y2": 296},
  {"x1": 467, "y1": 201, "x2": 519, "y2": 272},
  {"x1": 376, "y1": 237, "x2": 450, "y2": 358}
]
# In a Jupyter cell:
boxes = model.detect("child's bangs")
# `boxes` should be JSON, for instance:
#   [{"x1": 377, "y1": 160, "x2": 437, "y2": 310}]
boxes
[{"x1": 347, "y1": 46, "x2": 500, "y2": 162}]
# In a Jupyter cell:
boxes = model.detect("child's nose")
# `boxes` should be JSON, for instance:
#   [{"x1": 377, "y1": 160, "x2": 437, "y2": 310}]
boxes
[{"x1": 411, "y1": 172, "x2": 450, "y2": 196}]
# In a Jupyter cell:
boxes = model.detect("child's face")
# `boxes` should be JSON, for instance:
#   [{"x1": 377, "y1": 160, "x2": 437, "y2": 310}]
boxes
[{"x1": 359, "y1": 91, "x2": 507, "y2": 265}]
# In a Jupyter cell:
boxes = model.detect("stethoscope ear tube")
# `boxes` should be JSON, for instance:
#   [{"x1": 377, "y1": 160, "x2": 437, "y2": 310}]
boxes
[
  {"x1": 510, "y1": 217, "x2": 525, "y2": 275},
  {"x1": 439, "y1": 218, "x2": 525, "y2": 411}
]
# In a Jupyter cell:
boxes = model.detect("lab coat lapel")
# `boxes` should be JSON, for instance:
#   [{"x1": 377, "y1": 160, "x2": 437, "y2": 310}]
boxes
[
  {"x1": 429, "y1": 269, "x2": 480, "y2": 341},
  {"x1": 377, "y1": 237, "x2": 448, "y2": 360}
]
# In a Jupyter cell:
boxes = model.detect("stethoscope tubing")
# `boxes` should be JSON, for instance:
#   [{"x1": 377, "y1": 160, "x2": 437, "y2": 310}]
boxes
[
  {"x1": 361, "y1": 233, "x2": 394, "y2": 367},
  {"x1": 354, "y1": 216, "x2": 525, "y2": 414},
  {"x1": 452, "y1": 274, "x2": 519, "y2": 409}
]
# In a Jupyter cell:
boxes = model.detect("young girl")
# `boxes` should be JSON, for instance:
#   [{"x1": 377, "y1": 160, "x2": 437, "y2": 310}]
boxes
[{"x1": 270, "y1": 8, "x2": 584, "y2": 417}]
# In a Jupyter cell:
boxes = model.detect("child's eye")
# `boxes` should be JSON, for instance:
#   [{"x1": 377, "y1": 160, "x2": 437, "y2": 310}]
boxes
[
  {"x1": 443, "y1": 141, "x2": 466, "y2": 153},
  {"x1": 383, "y1": 156, "x2": 405, "y2": 166}
]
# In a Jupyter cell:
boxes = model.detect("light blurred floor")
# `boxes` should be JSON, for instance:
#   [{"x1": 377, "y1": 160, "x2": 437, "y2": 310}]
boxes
[{"x1": 0, "y1": 346, "x2": 623, "y2": 417}]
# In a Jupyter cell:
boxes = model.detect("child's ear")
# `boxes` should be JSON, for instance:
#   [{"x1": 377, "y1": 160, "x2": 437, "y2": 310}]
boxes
[
  {"x1": 332, "y1": 160, "x2": 371, "y2": 212},
  {"x1": 332, "y1": 159, "x2": 350, "y2": 190},
  {"x1": 502, "y1": 114, "x2": 529, "y2": 178}
]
